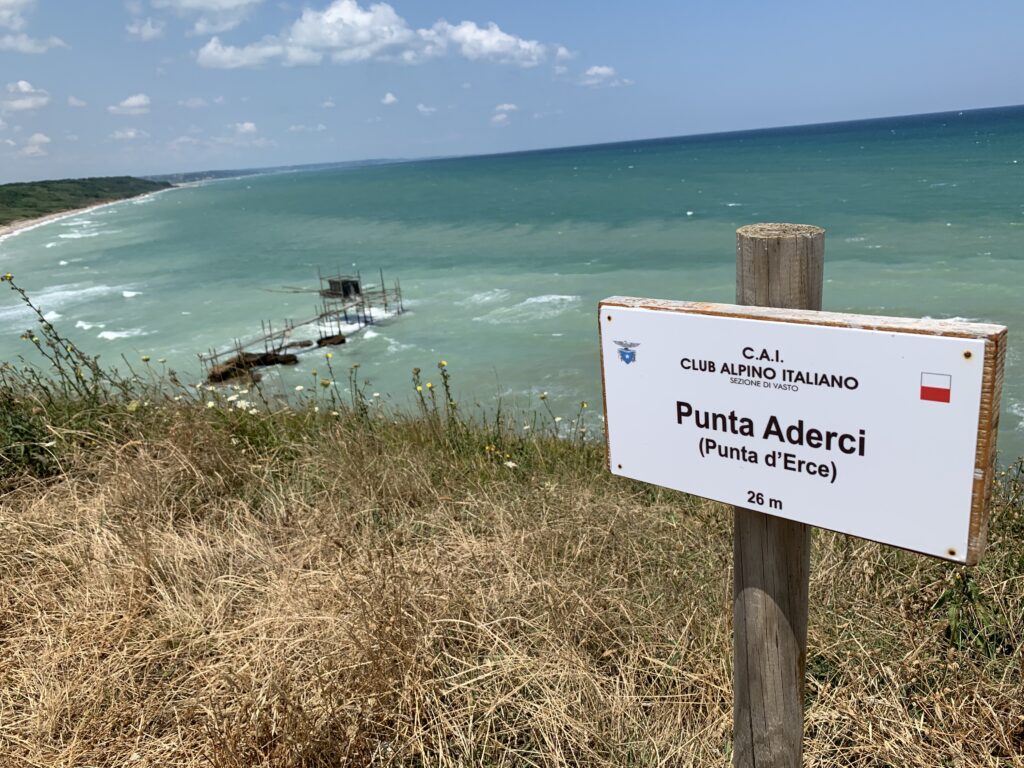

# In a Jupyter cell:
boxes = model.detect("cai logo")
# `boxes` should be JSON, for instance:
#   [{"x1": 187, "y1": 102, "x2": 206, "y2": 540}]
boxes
[{"x1": 614, "y1": 340, "x2": 640, "y2": 365}]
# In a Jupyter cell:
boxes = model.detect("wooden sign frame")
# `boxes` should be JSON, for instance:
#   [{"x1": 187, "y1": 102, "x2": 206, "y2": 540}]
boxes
[{"x1": 598, "y1": 296, "x2": 1007, "y2": 564}]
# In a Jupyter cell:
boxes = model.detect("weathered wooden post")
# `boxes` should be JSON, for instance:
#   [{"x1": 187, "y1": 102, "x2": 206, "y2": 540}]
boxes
[
  {"x1": 598, "y1": 223, "x2": 1005, "y2": 767},
  {"x1": 733, "y1": 223, "x2": 823, "y2": 767}
]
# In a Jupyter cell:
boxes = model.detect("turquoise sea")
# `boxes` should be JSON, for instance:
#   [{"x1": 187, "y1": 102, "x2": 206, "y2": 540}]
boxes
[{"x1": 2, "y1": 106, "x2": 1023, "y2": 458}]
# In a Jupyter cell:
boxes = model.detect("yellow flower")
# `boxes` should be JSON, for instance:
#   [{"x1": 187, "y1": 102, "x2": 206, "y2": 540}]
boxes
[
  {"x1": 325, "y1": 352, "x2": 333, "y2": 359},
  {"x1": 439, "y1": 360, "x2": 447, "y2": 367},
  {"x1": 426, "y1": 382, "x2": 433, "y2": 389},
  {"x1": 416, "y1": 385, "x2": 423, "y2": 392},
  {"x1": 581, "y1": 401, "x2": 588, "y2": 409},
  {"x1": 141, "y1": 355, "x2": 150, "y2": 363},
  {"x1": 1, "y1": 273, "x2": 12, "y2": 282}
]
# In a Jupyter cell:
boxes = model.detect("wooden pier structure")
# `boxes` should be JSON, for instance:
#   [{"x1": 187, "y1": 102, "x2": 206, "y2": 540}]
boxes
[{"x1": 199, "y1": 268, "x2": 405, "y2": 383}]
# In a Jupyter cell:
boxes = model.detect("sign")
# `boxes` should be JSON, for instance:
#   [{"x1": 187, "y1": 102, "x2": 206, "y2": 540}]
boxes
[{"x1": 599, "y1": 297, "x2": 1007, "y2": 563}]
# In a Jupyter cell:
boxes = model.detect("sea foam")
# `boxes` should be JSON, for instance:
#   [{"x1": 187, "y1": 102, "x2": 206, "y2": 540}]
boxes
[
  {"x1": 98, "y1": 329, "x2": 148, "y2": 340},
  {"x1": 473, "y1": 294, "x2": 581, "y2": 325}
]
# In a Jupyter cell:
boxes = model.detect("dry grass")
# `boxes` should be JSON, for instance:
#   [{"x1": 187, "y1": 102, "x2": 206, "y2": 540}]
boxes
[{"x1": 0, "y1": 397, "x2": 1022, "y2": 766}]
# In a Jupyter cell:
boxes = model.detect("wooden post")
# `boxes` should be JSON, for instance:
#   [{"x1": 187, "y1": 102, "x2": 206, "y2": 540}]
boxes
[{"x1": 733, "y1": 223, "x2": 823, "y2": 767}]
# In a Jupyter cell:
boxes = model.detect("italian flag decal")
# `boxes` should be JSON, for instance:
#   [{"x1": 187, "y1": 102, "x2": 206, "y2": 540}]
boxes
[{"x1": 921, "y1": 372, "x2": 952, "y2": 403}]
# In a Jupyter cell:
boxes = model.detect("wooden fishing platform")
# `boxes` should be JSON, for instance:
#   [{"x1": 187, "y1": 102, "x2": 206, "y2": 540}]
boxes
[{"x1": 199, "y1": 268, "x2": 405, "y2": 383}]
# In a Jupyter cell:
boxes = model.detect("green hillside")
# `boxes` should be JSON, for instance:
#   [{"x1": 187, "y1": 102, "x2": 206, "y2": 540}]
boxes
[{"x1": 0, "y1": 176, "x2": 172, "y2": 226}]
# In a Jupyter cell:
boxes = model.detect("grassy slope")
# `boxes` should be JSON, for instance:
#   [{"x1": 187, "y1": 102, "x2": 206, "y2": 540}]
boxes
[
  {"x1": 0, "y1": 279, "x2": 1022, "y2": 766},
  {"x1": 0, "y1": 176, "x2": 172, "y2": 225}
]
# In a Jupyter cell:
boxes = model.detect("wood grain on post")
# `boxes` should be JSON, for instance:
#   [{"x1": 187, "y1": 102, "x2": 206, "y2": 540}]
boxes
[{"x1": 733, "y1": 223, "x2": 823, "y2": 767}]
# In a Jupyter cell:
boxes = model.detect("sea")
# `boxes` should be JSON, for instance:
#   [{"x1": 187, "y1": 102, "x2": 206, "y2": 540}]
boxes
[{"x1": 2, "y1": 105, "x2": 1023, "y2": 459}]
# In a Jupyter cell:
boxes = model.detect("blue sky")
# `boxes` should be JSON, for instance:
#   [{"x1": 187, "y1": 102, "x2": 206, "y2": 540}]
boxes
[{"x1": 1, "y1": 0, "x2": 1022, "y2": 182}]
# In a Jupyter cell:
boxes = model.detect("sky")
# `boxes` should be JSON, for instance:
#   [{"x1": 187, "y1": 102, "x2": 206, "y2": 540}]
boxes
[{"x1": 1, "y1": 0, "x2": 1023, "y2": 182}]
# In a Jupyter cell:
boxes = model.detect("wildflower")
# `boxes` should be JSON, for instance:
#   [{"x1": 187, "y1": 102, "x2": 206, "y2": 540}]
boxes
[
  {"x1": 581, "y1": 401, "x2": 588, "y2": 409},
  {"x1": 372, "y1": 392, "x2": 380, "y2": 398},
  {"x1": 1, "y1": 272, "x2": 12, "y2": 282},
  {"x1": 426, "y1": 382, "x2": 433, "y2": 389},
  {"x1": 206, "y1": 401, "x2": 216, "y2": 408},
  {"x1": 249, "y1": 408, "x2": 259, "y2": 415},
  {"x1": 416, "y1": 385, "x2": 423, "y2": 392},
  {"x1": 554, "y1": 416, "x2": 562, "y2": 423},
  {"x1": 523, "y1": 424, "x2": 531, "y2": 431},
  {"x1": 226, "y1": 394, "x2": 238, "y2": 402},
  {"x1": 325, "y1": 352, "x2": 333, "y2": 359},
  {"x1": 439, "y1": 360, "x2": 447, "y2": 367},
  {"x1": 295, "y1": 385, "x2": 304, "y2": 391},
  {"x1": 504, "y1": 461, "x2": 518, "y2": 469},
  {"x1": 539, "y1": 392, "x2": 548, "y2": 400},
  {"x1": 141, "y1": 355, "x2": 151, "y2": 363},
  {"x1": 331, "y1": 410, "x2": 340, "y2": 417},
  {"x1": 158, "y1": 358, "x2": 166, "y2": 364},
  {"x1": 238, "y1": 389, "x2": 248, "y2": 395},
  {"x1": 320, "y1": 379, "x2": 332, "y2": 388},
  {"x1": 351, "y1": 363, "x2": 360, "y2": 369}
]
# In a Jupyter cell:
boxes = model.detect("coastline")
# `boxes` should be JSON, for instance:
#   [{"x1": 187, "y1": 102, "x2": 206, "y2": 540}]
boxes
[{"x1": 0, "y1": 187, "x2": 175, "y2": 245}]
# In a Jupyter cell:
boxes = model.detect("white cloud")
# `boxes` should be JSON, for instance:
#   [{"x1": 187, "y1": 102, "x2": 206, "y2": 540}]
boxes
[
  {"x1": 19, "y1": 130, "x2": 49, "y2": 156},
  {"x1": 198, "y1": 0, "x2": 549, "y2": 69},
  {"x1": 126, "y1": 17, "x2": 165, "y2": 41},
  {"x1": 420, "y1": 20, "x2": 545, "y2": 67},
  {"x1": 381, "y1": 91, "x2": 397, "y2": 105},
  {"x1": 321, "y1": 97, "x2": 335, "y2": 108},
  {"x1": 2, "y1": 138, "x2": 15, "y2": 146},
  {"x1": 169, "y1": 134, "x2": 200, "y2": 150},
  {"x1": 210, "y1": 120, "x2": 272, "y2": 148},
  {"x1": 151, "y1": 0, "x2": 264, "y2": 34},
  {"x1": 108, "y1": 93, "x2": 151, "y2": 115},
  {"x1": 580, "y1": 64, "x2": 631, "y2": 88},
  {"x1": 2, "y1": 80, "x2": 49, "y2": 111},
  {"x1": 0, "y1": 1, "x2": 65, "y2": 52},
  {"x1": 491, "y1": 103, "x2": 517, "y2": 125},
  {"x1": 555, "y1": 45, "x2": 574, "y2": 61},
  {"x1": 416, "y1": 103, "x2": 436, "y2": 115},
  {"x1": 111, "y1": 128, "x2": 147, "y2": 140},
  {"x1": 287, "y1": 0, "x2": 414, "y2": 64},
  {"x1": 197, "y1": 35, "x2": 282, "y2": 68},
  {"x1": 0, "y1": 0, "x2": 32, "y2": 31},
  {"x1": 287, "y1": 123, "x2": 327, "y2": 132},
  {"x1": 179, "y1": 96, "x2": 209, "y2": 108},
  {"x1": 67, "y1": 95, "x2": 86, "y2": 107},
  {"x1": 0, "y1": 32, "x2": 65, "y2": 52}
]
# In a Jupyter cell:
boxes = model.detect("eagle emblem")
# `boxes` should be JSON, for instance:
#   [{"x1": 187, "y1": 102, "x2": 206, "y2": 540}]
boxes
[{"x1": 614, "y1": 340, "x2": 640, "y2": 365}]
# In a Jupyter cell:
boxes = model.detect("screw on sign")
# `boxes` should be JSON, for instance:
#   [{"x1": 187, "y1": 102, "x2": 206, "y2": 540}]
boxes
[{"x1": 598, "y1": 224, "x2": 1007, "y2": 767}]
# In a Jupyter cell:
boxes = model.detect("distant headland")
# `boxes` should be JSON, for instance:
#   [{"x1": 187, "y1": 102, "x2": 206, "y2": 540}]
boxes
[{"x1": 0, "y1": 176, "x2": 173, "y2": 238}]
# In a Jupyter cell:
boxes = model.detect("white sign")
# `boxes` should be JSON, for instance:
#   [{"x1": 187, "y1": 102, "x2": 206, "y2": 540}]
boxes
[{"x1": 599, "y1": 297, "x2": 1007, "y2": 563}]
